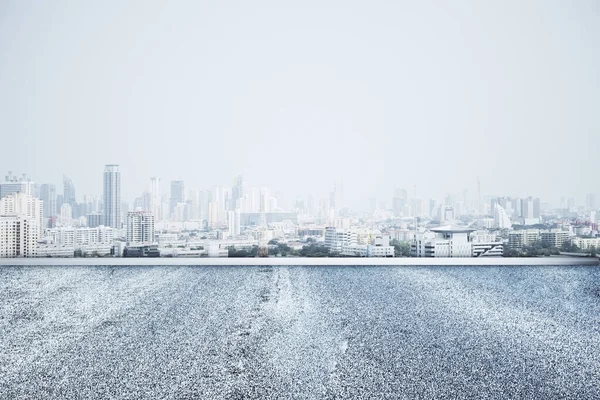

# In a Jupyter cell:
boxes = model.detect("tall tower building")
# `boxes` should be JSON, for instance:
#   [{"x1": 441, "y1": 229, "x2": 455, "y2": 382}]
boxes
[
  {"x1": 103, "y1": 164, "x2": 121, "y2": 228},
  {"x1": 586, "y1": 193, "x2": 596, "y2": 210},
  {"x1": 39, "y1": 184, "x2": 57, "y2": 218},
  {"x1": 63, "y1": 175, "x2": 76, "y2": 206},
  {"x1": 231, "y1": 175, "x2": 244, "y2": 211},
  {"x1": 170, "y1": 181, "x2": 185, "y2": 218},
  {"x1": 150, "y1": 177, "x2": 162, "y2": 221},
  {"x1": 228, "y1": 209, "x2": 241, "y2": 237}
]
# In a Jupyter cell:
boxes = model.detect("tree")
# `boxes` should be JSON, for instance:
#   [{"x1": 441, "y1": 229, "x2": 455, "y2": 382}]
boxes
[
  {"x1": 390, "y1": 239, "x2": 411, "y2": 257},
  {"x1": 299, "y1": 243, "x2": 330, "y2": 257},
  {"x1": 560, "y1": 241, "x2": 581, "y2": 253}
]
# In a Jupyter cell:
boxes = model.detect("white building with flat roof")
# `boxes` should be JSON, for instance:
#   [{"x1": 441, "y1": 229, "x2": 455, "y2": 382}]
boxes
[
  {"x1": 412, "y1": 225, "x2": 503, "y2": 257},
  {"x1": 324, "y1": 227, "x2": 357, "y2": 254}
]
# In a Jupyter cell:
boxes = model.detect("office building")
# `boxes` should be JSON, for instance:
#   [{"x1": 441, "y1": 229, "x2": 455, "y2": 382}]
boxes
[
  {"x1": 586, "y1": 193, "x2": 596, "y2": 210},
  {"x1": 103, "y1": 165, "x2": 121, "y2": 228},
  {"x1": 170, "y1": 181, "x2": 185, "y2": 218},
  {"x1": 150, "y1": 177, "x2": 162, "y2": 221},
  {"x1": 231, "y1": 175, "x2": 244, "y2": 211},
  {"x1": 521, "y1": 197, "x2": 541, "y2": 225},
  {"x1": 87, "y1": 212, "x2": 103, "y2": 228},
  {"x1": 63, "y1": 175, "x2": 76, "y2": 206},
  {"x1": 228, "y1": 209, "x2": 241, "y2": 237},
  {"x1": 60, "y1": 203, "x2": 72, "y2": 227},
  {"x1": 39, "y1": 184, "x2": 57, "y2": 219},
  {"x1": 0, "y1": 172, "x2": 34, "y2": 199}
]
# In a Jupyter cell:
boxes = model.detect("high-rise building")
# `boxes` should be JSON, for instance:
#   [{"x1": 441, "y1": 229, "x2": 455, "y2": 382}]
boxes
[
  {"x1": 39, "y1": 184, "x2": 57, "y2": 219},
  {"x1": 0, "y1": 214, "x2": 38, "y2": 257},
  {"x1": 126, "y1": 211, "x2": 155, "y2": 244},
  {"x1": 87, "y1": 212, "x2": 103, "y2": 228},
  {"x1": 231, "y1": 175, "x2": 244, "y2": 211},
  {"x1": 60, "y1": 203, "x2": 72, "y2": 227},
  {"x1": 170, "y1": 181, "x2": 185, "y2": 218},
  {"x1": 63, "y1": 175, "x2": 76, "y2": 206},
  {"x1": 586, "y1": 193, "x2": 596, "y2": 210},
  {"x1": 0, "y1": 172, "x2": 34, "y2": 199},
  {"x1": 0, "y1": 192, "x2": 44, "y2": 236},
  {"x1": 494, "y1": 204, "x2": 512, "y2": 229},
  {"x1": 520, "y1": 197, "x2": 539, "y2": 218},
  {"x1": 150, "y1": 177, "x2": 162, "y2": 221},
  {"x1": 228, "y1": 209, "x2": 241, "y2": 237},
  {"x1": 103, "y1": 165, "x2": 121, "y2": 228}
]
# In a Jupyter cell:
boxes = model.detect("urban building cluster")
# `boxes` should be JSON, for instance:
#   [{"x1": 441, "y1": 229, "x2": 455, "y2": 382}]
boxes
[{"x1": 0, "y1": 168, "x2": 598, "y2": 259}]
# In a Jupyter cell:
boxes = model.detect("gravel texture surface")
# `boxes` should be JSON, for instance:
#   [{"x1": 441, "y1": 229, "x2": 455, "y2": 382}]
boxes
[{"x1": 1, "y1": 265, "x2": 599, "y2": 399}]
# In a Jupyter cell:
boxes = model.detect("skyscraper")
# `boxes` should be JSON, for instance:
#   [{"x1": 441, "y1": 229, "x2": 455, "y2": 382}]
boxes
[
  {"x1": 231, "y1": 175, "x2": 244, "y2": 211},
  {"x1": 103, "y1": 164, "x2": 121, "y2": 228},
  {"x1": 170, "y1": 181, "x2": 185, "y2": 218},
  {"x1": 39, "y1": 184, "x2": 57, "y2": 218},
  {"x1": 586, "y1": 193, "x2": 596, "y2": 210},
  {"x1": 63, "y1": 175, "x2": 76, "y2": 206},
  {"x1": 150, "y1": 177, "x2": 162, "y2": 221},
  {"x1": 228, "y1": 209, "x2": 241, "y2": 237}
]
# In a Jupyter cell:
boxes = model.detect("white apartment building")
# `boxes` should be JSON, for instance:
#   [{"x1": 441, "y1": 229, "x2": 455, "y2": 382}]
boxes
[
  {"x1": 46, "y1": 226, "x2": 115, "y2": 246},
  {"x1": 0, "y1": 214, "x2": 38, "y2": 257},
  {"x1": 342, "y1": 234, "x2": 395, "y2": 257},
  {"x1": 0, "y1": 192, "x2": 43, "y2": 236},
  {"x1": 324, "y1": 227, "x2": 357, "y2": 254},
  {"x1": 573, "y1": 237, "x2": 600, "y2": 250},
  {"x1": 508, "y1": 230, "x2": 541, "y2": 249},
  {"x1": 540, "y1": 229, "x2": 571, "y2": 248},
  {"x1": 126, "y1": 211, "x2": 155, "y2": 244}
]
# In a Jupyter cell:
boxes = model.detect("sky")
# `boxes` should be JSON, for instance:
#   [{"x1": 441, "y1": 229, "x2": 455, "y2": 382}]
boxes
[{"x1": 1, "y1": 0, "x2": 599, "y2": 209}]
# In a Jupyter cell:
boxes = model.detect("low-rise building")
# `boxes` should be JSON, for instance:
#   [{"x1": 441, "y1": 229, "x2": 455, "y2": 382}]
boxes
[
  {"x1": 540, "y1": 229, "x2": 571, "y2": 248},
  {"x1": 507, "y1": 230, "x2": 541, "y2": 250},
  {"x1": 412, "y1": 225, "x2": 503, "y2": 258},
  {"x1": 573, "y1": 237, "x2": 600, "y2": 250}
]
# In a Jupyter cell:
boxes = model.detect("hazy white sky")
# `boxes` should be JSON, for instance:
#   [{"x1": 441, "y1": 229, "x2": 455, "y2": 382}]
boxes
[{"x1": 1, "y1": 0, "x2": 598, "y2": 208}]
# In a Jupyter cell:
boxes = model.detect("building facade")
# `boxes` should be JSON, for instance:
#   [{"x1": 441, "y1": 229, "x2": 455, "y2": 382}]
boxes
[
  {"x1": 0, "y1": 192, "x2": 44, "y2": 236},
  {"x1": 0, "y1": 214, "x2": 38, "y2": 257},
  {"x1": 103, "y1": 164, "x2": 121, "y2": 228},
  {"x1": 126, "y1": 211, "x2": 155, "y2": 244}
]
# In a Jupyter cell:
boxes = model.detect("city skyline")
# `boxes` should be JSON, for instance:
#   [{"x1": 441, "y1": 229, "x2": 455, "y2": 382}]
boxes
[
  {"x1": 0, "y1": 167, "x2": 597, "y2": 214},
  {"x1": 2, "y1": 1, "x2": 599, "y2": 207}
]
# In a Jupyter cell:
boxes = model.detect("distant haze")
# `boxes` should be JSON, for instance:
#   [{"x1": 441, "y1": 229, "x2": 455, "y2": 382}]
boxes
[{"x1": 1, "y1": 1, "x2": 598, "y2": 208}]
